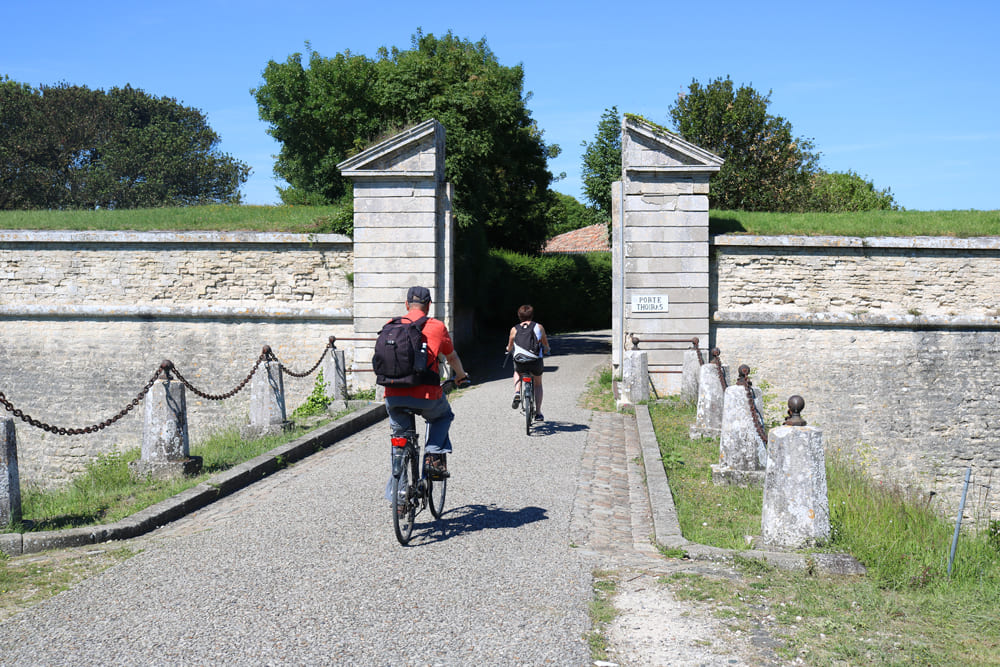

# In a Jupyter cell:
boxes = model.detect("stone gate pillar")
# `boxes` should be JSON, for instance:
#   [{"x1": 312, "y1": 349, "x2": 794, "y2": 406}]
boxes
[
  {"x1": 612, "y1": 116, "x2": 723, "y2": 394},
  {"x1": 338, "y1": 120, "x2": 453, "y2": 389}
]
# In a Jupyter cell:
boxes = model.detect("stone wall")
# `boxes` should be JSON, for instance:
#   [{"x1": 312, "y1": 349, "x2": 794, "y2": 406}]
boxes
[
  {"x1": 711, "y1": 235, "x2": 1000, "y2": 522},
  {"x1": 0, "y1": 231, "x2": 353, "y2": 487}
]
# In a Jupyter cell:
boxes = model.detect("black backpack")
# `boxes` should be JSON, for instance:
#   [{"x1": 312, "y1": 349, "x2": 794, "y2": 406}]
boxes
[
  {"x1": 512, "y1": 321, "x2": 541, "y2": 363},
  {"x1": 372, "y1": 316, "x2": 440, "y2": 387}
]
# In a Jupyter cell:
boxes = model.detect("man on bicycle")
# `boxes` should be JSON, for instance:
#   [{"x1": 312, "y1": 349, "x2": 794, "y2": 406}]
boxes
[
  {"x1": 506, "y1": 304, "x2": 551, "y2": 421},
  {"x1": 383, "y1": 286, "x2": 469, "y2": 478}
]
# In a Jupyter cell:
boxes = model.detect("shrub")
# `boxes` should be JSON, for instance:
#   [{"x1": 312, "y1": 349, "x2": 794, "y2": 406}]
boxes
[{"x1": 479, "y1": 250, "x2": 612, "y2": 333}]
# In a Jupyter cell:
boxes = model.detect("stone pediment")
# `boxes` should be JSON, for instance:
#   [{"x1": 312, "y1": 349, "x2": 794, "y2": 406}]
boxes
[
  {"x1": 337, "y1": 119, "x2": 445, "y2": 182},
  {"x1": 622, "y1": 116, "x2": 723, "y2": 173}
]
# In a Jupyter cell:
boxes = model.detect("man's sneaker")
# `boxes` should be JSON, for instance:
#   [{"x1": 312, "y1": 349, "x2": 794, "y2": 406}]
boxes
[
  {"x1": 511, "y1": 393, "x2": 521, "y2": 409},
  {"x1": 534, "y1": 412, "x2": 544, "y2": 422},
  {"x1": 424, "y1": 453, "x2": 450, "y2": 479}
]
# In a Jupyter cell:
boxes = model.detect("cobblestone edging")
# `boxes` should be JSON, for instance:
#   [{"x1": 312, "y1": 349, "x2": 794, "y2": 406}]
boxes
[{"x1": 0, "y1": 402, "x2": 385, "y2": 558}]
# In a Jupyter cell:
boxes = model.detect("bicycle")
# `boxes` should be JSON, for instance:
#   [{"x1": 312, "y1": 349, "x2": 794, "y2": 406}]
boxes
[
  {"x1": 505, "y1": 352, "x2": 538, "y2": 436},
  {"x1": 389, "y1": 377, "x2": 469, "y2": 545},
  {"x1": 516, "y1": 370, "x2": 536, "y2": 435}
]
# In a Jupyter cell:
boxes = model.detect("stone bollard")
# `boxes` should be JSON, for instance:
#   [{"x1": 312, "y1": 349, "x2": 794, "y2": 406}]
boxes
[
  {"x1": 0, "y1": 419, "x2": 22, "y2": 525},
  {"x1": 246, "y1": 356, "x2": 290, "y2": 437},
  {"x1": 689, "y1": 355, "x2": 727, "y2": 439},
  {"x1": 680, "y1": 346, "x2": 703, "y2": 404},
  {"x1": 322, "y1": 342, "x2": 349, "y2": 411},
  {"x1": 712, "y1": 380, "x2": 766, "y2": 487},
  {"x1": 618, "y1": 350, "x2": 649, "y2": 407},
  {"x1": 761, "y1": 396, "x2": 831, "y2": 549},
  {"x1": 130, "y1": 364, "x2": 202, "y2": 481}
]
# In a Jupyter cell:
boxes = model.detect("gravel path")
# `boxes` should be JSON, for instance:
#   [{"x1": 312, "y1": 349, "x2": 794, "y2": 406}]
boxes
[{"x1": 0, "y1": 334, "x2": 609, "y2": 666}]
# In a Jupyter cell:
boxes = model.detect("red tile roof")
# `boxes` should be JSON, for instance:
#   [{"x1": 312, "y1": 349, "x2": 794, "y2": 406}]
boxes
[{"x1": 542, "y1": 223, "x2": 610, "y2": 254}]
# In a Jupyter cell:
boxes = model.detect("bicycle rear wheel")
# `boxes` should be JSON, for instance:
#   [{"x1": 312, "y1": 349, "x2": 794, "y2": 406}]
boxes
[
  {"x1": 428, "y1": 474, "x2": 447, "y2": 519},
  {"x1": 392, "y1": 448, "x2": 415, "y2": 544},
  {"x1": 523, "y1": 382, "x2": 534, "y2": 435}
]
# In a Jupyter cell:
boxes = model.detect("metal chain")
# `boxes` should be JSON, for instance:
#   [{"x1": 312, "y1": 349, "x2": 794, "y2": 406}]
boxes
[
  {"x1": 745, "y1": 382, "x2": 768, "y2": 443},
  {"x1": 168, "y1": 352, "x2": 267, "y2": 401},
  {"x1": 711, "y1": 348, "x2": 727, "y2": 390},
  {"x1": 278, "y1": 342, "x2": 330, "y2": 379},
  {"x1": 0, "y1": 366, "x2": 164, "y2": 436}
]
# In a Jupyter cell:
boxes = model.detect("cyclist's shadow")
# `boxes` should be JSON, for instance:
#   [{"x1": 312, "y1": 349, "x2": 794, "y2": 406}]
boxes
[{"x1": 408, "y1": 504, "x2": 548, "y2": 544}]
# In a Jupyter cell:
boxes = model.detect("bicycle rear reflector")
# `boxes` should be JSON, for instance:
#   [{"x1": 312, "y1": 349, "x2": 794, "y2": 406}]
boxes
[{"x1": 391, "y1": 437, "x2": 408, "y2": 448}]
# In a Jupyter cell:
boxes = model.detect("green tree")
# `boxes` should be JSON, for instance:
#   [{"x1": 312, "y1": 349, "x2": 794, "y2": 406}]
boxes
[
  {"x1": 580, "y1": 106, "x2": 621, "y2": 216},
  {"x1": 253, "y1": 30, "x2": 558, "y2": 253},
  {"x1": 0, "y1": 78, "x2": 249, "y2": 210},
  {"x1": 544, "y1": 191, "x2": 605, "y2": 238},
  {"x1": 669, "y1": 76, "x2": 818, "y2": 211},
  {"x1": 807, "y1": 170, "x2": 900, "y2": 212}
]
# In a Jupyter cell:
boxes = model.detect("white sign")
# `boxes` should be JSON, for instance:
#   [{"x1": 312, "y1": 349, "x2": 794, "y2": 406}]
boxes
[{"x1": 631, "y1": 294, "x2": 669, "y2": 313}]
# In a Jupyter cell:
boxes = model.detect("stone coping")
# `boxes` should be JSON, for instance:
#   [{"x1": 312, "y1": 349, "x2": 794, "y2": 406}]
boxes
[
  {"x1": 0, "y1": 304, "x2": 354, "y2": 322},
  {"x1": 0, "y1": 230, "x2": 352, "y2": 245},
  {"x1": 634, "y1": 404, "x2": 866, "y2": 576},
  {"x1": 714, "y1": 311, "x2": 1000, "y2": 330},
  {"x1": 712, "y1": 234, "x2": 1000, "y2": 251},
  {"x1": 0, "y1": 401, "x2": 385, "y2": 557}
]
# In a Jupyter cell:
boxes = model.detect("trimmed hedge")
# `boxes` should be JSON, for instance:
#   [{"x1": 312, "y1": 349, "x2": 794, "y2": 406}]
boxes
[{"x1": 479, "y1": 250, "x2": 612, "y2": 333}]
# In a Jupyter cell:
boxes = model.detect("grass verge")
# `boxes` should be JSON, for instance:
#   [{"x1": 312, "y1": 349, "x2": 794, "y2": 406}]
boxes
[
  {"x1": 0, "y1": 203, "x2": 352, "y2": 234},
  {"x1": 710, "y1": 209, "x2": 1000, "y2": 237},
  {"x1": 586, "y1": 569, "x2": 619, "y2": 662},
  {"x1": 648, "y1": 396, "x2": 1000, "y2": 665}
]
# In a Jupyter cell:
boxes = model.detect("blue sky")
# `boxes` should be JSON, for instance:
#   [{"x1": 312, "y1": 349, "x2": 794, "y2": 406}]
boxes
[{"x1": 5, "y1": 0, "x2": 998, "y2": 211}]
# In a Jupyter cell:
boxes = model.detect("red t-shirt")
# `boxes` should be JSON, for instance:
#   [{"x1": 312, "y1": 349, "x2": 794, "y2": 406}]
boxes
[{"x1": 383, "y1": 308, "x2": 454, "y2": 400}]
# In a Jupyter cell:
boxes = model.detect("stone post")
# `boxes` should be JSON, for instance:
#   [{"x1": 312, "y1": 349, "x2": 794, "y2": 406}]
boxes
[
  {"x1": 761, "y1": 396, "x2": 831, "y2": 549},
  {"x1": 619, "y1": 350, "x2": 649, "y2": 407},
  {"x1": 247, "y1": 358, "x2": 289, "y2": 437},
  {"x1": 712, "y1": 384, "x2": 766, "y2": 486},
  {"x1": 323, "y1": 340, "x2": 349, "y2": 410},
  {"x1": 680, "y1": 345, "x2": 703, "y2": 404},
  {"x1": 131, "y1": 365, "x2": 201, "y2": 481},
  {"x1": 0, "y1": 419, "x2": 21, "y2": 525},
  {"x1": 689, "y1": 362, "x2": 726, "y2": 439}
]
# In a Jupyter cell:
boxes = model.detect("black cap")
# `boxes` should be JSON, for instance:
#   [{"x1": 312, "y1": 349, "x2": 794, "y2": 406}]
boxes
[{"x1": 406, "y1": 286, "x2": 432, "y2": 304}]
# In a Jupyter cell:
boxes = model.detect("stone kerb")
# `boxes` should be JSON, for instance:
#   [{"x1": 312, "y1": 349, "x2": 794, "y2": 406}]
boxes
[
  {"x1": 339, "y1": 119, "x2": 453, "y2": 388},
  {"x1": 612, "y1": 116, "x2": 722, "y2": 395}
]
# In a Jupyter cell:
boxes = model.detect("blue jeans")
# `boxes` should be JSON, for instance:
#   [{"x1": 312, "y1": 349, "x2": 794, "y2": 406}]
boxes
[{"x1": 384, "y1": 395, "x2": 454, "y2": 454}]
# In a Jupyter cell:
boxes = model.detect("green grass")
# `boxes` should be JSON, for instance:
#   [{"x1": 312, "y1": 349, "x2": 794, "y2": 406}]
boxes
[
  {"x1": 586, "y1": 569, "x2": 619, "y2": 662},
  {"x1": 3, "y1": 205, "x2": 996, "y2": 240},
  {"x1": 0, "y1": 204, "x2": 351, "y2": 234},
  {"x1": 647, "y1": 396, "x2": 1000, "y2": 665},
  {"x1": 710, "y1": 209, "x2": 1000, "y2": 238}
]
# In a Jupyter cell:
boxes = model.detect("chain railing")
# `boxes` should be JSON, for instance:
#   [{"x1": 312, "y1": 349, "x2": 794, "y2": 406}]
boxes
[
  {"x1": 0, "y1": 366, "x2": 165, "y2": 436},
  {"x1": 0, "y1": 338, "x2": 335, "y2": 436},
  {"x1": 736, "y1": 364, "x2": 768, "y2": 443},
  {"x1": 628, "y1": 334, "x2": 702, "y2": 373},
  {"x1": 329, "y1": 335, "x2": 378, "y2": 374}
]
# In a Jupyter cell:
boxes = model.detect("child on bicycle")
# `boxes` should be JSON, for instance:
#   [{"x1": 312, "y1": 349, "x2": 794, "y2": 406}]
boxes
[{"x1": 506, "y1": 304, "x2": 550, "y2": 421}]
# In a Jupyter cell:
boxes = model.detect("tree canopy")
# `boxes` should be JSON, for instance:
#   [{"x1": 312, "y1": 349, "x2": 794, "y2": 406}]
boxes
[
  {"x1": 578, "y1": 79, "x2": 898, "y2": 213},
  {"x1": 580, "y1": 106, "x2": 621, "y2": 216},
  {"x1": 0, "y1": 79, "x2": 249, "y2": 210},
  {"x1": 669, "y1": 76, "x2": 818, "y2": 211},
  {"x1": 253, "y1": 30, "x2": 558, "y2": 253}
]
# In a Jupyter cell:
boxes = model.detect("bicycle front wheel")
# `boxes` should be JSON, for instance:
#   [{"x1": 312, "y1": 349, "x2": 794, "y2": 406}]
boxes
[
  {"x1": 392, "y1": 449, "x2": 416, "y2": 544},
  {"x1": 523, "y1": 383, "x2": 534, "y2": 435},
  {"x1": 428, "y1": 474, "x2": 447, "y2": 519}
]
